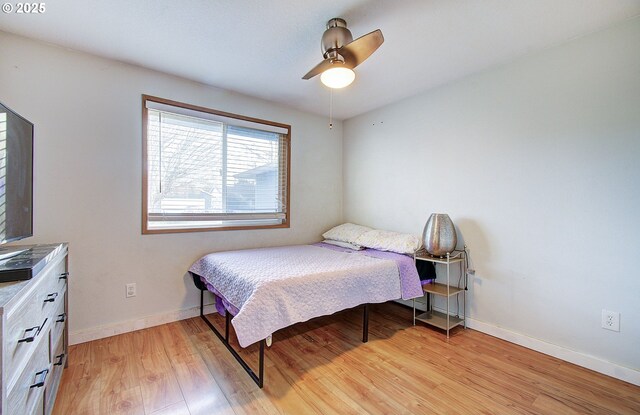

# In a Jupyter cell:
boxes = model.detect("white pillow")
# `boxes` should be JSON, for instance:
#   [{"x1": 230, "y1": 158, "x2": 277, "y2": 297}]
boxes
[
  {"x1": 322, "y1": 239, "x2": 364, "y2": 250},
  {"x1": 354, "y1": 229, "x2": 421, "y2": 255},
  {"x1": 322, "y1": 223, "x2": 372, "y2": 244}
]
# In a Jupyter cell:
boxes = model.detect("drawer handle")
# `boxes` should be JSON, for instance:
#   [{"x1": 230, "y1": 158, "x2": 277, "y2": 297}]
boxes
[
  {"x1": 56, "y1": 313, "x2": 66, "y2": 323},
  {"x1": 30, "y1": 369, "x2": 49, "y2": 389},
  {"x1": 59, "y1": 272, "x2": 69, "y2": 280},
  {"x1": 36, "y1": 318, "x2": 48, "y2": 336},
  {"x1": 44, "y1": 292, "x2": 59, "y2": 303},
  {"x1": 18, "y1": 326, "x2": 40, "y2": 343},
  {"x1": 54, "y1": 353, "x2": 66, "y2": 366},
  {"x1": 17, "y1": 317, "x2": 48, "y2": 344}
]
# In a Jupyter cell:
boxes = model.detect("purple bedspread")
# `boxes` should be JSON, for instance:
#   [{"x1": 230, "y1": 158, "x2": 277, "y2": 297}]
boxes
[
  {"x1": 195, "y1": 243, "x2": 424, "y2": 324},
  {"x1": 190, "y1": 244, "x2": 414, "y2": 347},
  {"x1": 199, "y1": 277, "x2": 240, "y2": 316}
]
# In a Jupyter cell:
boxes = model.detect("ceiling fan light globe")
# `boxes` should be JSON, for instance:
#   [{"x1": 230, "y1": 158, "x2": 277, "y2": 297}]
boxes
[{"x1": 321, "y1": 67, "x2": 355, "y2": 89}]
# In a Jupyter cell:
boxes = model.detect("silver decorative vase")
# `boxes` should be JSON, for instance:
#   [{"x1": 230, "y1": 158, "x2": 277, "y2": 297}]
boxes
[{"x1": 422, "y1": 213, "x2": 457, "y2": 256}]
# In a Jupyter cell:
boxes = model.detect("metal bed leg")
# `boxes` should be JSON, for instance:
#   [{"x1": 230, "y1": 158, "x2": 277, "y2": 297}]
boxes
[
  {"x1": 198, "y1": 288, "x2": 265, "y2": 388},
  {"x1": 413, "y1": 298, "x2": 416, "y2": 325},
  {"x1": 200, "y1": 289, "x2": 204, "y2": 316},
  {"x1": 258, "y1": 340, "x2": 265, "y2": 388},
  {"x1": 363, "y1": 304, "x2": 369, "y2": 343},
  {"x1": 225, "y1": 310, "x2": 230, "y2": 342}
]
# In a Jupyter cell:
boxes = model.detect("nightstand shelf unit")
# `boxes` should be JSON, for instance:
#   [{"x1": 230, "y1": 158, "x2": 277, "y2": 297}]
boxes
[
  {"x1": 422, "y1": 282, "x2": 464, "y2": 297},
  {"x1": 416, "y1": 310, "x2": 464, "y2": 331},
  {"x1": 413, "y1": 248, "x2": 467, "y2": 338}
]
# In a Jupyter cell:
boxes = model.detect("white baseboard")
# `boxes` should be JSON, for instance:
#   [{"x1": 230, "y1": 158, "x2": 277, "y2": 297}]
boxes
[
  {"x1": 467, "y1": 318, "x2": 640, "y2": 387},
  {"x1": 398, "y1": 299, "x2": 639, "y2": 386},
  {"x1": 69, "y1": 304, "x2": 217, "y2": 345}
]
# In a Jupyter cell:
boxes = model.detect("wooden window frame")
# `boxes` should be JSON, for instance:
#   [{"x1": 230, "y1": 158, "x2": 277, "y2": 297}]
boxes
[{"x1": 141, "y1": 95, "x2": 291, "y2": 234}]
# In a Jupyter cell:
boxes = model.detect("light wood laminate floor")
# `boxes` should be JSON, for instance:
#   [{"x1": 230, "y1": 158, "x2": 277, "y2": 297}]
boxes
[{"x1": 53, "y1": 303, "x2": 640, "y2": 414}]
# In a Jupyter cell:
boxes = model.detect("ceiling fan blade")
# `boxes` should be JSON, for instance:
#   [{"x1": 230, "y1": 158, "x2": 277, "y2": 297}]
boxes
[
  {"x1": 302, "y1": 58, "x2": 334, "y2": 80},
  {"x1": 338, "y1": 29, "x2": 384, "y2": 69}
]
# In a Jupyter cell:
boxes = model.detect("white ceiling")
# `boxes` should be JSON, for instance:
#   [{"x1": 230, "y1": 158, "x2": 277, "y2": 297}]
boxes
[{"x1": 1, "y1": 0, "x2": 639, "y2": 120}]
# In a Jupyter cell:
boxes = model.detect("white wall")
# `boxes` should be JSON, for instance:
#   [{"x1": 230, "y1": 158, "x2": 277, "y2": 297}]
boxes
[
  {"x1": 343, "y1": 18, "x2": 640, "y2": 374},
  {"x1": 0, "y1": 31, "x2": 343, "y2": 339}
]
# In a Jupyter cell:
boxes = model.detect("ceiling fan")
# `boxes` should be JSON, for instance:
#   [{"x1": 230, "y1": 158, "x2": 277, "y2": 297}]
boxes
[{"x1": 302, "y1": 18, "x2": 384, "y2": 89}]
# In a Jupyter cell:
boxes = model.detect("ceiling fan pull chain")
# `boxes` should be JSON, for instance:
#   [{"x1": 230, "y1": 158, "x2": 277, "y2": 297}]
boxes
[{"x1": 329, "y1": 89, "x2": 333, "y2": 129}]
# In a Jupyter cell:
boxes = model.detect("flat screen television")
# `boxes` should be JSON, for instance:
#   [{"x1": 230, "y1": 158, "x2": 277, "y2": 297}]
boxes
[{"x1": 0, "y1": 101, "x2": 33, "y2": 260}]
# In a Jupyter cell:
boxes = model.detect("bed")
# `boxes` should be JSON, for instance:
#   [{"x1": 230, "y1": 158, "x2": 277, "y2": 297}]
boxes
[{"x1": 189, "y1": 242, "x2": 424, "y2": 387}]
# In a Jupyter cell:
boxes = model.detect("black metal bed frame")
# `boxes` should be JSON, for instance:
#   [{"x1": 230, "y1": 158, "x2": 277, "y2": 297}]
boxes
[{"x1": 198, "y1": 287, "x2": 370, "y2": 388}]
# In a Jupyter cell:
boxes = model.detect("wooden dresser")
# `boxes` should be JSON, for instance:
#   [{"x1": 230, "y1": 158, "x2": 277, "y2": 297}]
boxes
[{"x1": 0, "y1": 244, "x2": 68, "y2": 415}]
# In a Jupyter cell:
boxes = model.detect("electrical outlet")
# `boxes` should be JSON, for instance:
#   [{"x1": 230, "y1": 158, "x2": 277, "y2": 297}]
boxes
[
  {"x1": 601, "y1": 309, "x2": 620, "y2": 332},
  {"x1": 126, "y1": 283, "x2": 137, "y2": 298}
]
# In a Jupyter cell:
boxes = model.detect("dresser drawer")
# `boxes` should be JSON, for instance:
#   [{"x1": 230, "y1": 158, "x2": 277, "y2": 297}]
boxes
[
  {"x1": 45, "y1": 335, "x2": 66, "y2": 415},
  {"x1": 50, "y1": 262, "x2": 68, "y2": 300},
  {"x1": 40, "y1": 259, "x2": 67, "y2": 321},
  {"x1": 50, "y1": 293, "x2": 66, "y2": 360},
  {"x1": 7, "y1": 336, "x2": 50, "y2": 415},
  {"x1": 4, "y1": 281, "x2": 49, "y2": 390}
]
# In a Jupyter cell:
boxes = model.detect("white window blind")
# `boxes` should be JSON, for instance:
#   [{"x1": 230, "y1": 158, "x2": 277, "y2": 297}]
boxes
[{"x1": 143, "y1": 97, "x2": 290, "y2": 232}]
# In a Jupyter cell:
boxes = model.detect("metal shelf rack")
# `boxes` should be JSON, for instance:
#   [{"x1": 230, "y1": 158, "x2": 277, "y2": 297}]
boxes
[{"x1": 413, "y1": 247, "x2": 467, "y2": 338}]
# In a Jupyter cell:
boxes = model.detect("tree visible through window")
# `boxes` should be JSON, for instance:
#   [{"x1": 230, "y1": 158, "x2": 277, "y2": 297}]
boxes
[{"x1": 142, "y1": 96, "x2": 290, "y2": 233}]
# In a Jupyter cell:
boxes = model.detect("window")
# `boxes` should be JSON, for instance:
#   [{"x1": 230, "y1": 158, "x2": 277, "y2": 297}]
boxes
[{"x1": 142, "y1": 95, "x2": 290, "y2": 233}]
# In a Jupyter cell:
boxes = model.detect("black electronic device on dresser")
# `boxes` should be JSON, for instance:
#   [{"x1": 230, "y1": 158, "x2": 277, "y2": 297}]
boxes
[
  {"x1": 0, "y1": 101, "x2": 34, "y2": 267},
  {"x1": 0, "y1": 245, "x2": 63, "y2": 282}
]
